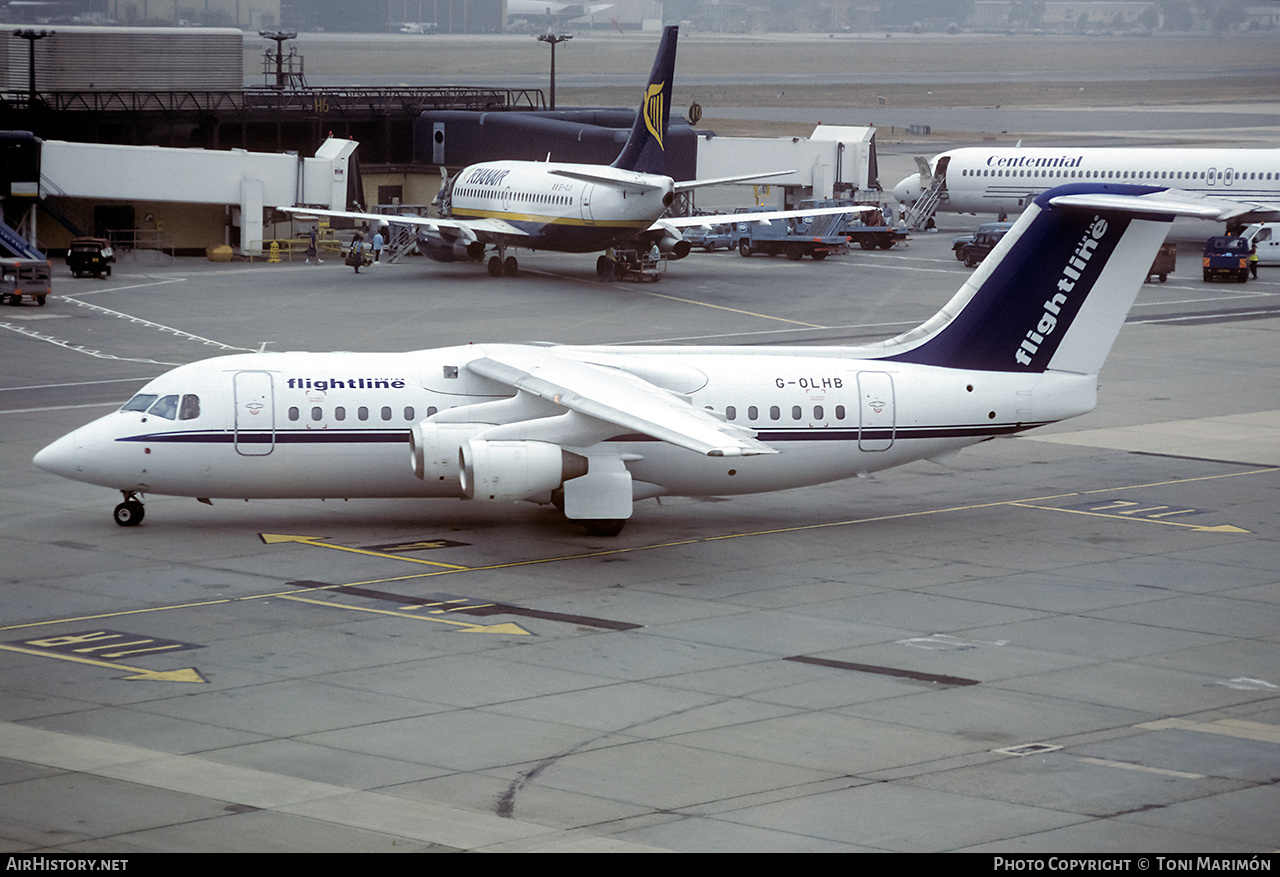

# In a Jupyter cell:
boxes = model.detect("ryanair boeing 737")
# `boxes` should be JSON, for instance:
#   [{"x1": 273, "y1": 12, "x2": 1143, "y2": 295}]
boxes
[{"x1": 289, "y1": 26, "x2": 854, "y2": 278}]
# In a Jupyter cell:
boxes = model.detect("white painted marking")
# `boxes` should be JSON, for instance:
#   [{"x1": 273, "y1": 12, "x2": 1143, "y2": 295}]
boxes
[
  {"x1": 896, "y1": 633, "x2": 1008, "y2": 651},
  {"x1": 1213, "y1": 677, "x2": 1278, "y2": 691},
  {"x1": 1077, "y1": 757, "x2": 1204, "y2": 779}
]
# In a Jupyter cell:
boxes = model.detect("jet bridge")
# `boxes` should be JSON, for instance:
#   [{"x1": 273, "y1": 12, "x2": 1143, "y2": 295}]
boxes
[
  {"x1": 694, "y1": 125, "x2": 883, "y2": 207},
  {"x1": 6, "y1": 135, "x2": 357, "y2": 256}
]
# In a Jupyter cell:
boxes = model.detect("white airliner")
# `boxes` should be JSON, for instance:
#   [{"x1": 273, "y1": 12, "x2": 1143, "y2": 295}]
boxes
[
  {"x1": 289, "y1": 26, "x2": 849, "y2": 278},
  {"x1": 35, "y1": 183, "x2": 1217, "y2": 535},
  {"x1": 894, "y1": 146, "x2": 1280, "y2": 225}
]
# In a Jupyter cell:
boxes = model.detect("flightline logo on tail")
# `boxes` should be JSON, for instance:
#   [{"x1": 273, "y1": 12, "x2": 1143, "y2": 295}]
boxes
[
  {"x1": 643, "y1": 82, "x2": 665, "y2": 150},
  {"x1": 1014, "y1": 215, "x2": 1109, "y2": 367}
]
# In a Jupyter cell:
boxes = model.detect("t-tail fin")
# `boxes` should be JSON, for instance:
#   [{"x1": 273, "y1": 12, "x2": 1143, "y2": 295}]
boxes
[
  {"x1": 610, "y1": 25, "x2": 677, "y2": 175},
  {"x1": 883, "y1": 184, "x2": 1218, "y2": 375}
]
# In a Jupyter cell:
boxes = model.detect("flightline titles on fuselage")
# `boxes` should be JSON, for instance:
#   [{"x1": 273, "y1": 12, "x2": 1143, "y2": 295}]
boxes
[{"x1": 286, "y1": 378, "x2": 408, "y2": 391}]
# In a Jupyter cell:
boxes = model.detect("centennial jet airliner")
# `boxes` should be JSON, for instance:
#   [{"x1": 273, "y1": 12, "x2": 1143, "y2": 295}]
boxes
[
  {"x1": 35, "y1": 183, "x2": 1217, "y2": 535},
  {"x1": 894, "y1": 145, "x2": 1280, "y2": 226},
  {"x1": 288, "y1": 26, "x2": 854, "y2": 278}
]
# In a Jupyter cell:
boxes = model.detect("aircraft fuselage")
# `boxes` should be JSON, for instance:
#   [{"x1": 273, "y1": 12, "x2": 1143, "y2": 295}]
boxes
[
  {"x1": 36, "y1": 346, "x2": 1095, "y2": 503},
  {"x1": 427, "y1": 160, "x2": 675, "y2": 261},
  {"x1": 895, "y1": 146, "x2": 1280, "y2": 216}
]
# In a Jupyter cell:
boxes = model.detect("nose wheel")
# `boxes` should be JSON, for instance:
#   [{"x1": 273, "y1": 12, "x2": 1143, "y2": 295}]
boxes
[{"x1": 113, "y1": 492, "x2": 145, "y2": 527}]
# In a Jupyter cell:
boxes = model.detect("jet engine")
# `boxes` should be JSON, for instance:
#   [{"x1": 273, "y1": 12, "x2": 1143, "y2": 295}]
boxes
[
  {"x1": 656, "y1": 233, "x2": 692, "y2": 260},
  {"x1": 417, "y1": 233, "x2": 486, "y2": 263},
  {"x1": 410, "y1": 422, "x2": 485, "y2": 484},
  {"x1": 460, "y1": 439, "x2": 588, "y2": 503}
]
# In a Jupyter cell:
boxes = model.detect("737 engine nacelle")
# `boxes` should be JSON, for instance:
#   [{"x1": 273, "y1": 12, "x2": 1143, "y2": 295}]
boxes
[
  {"x1": 657, "y1": 233, "x2": 692, "y2": 260},
  {"x1": 416, "y1": 233, "x2": 486, "y2": 263},
  {"x1": 460, "y1": 439, "x2": 588, "y2": 503}
]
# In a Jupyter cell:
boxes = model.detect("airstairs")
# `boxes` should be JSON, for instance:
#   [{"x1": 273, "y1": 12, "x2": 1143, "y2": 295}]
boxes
[
  {"x1": 0, "y1": 213, "x2": 45, "y2": 260},
  {"x1": 905, "y1": 155, "x2": 949, "y2": 231}
]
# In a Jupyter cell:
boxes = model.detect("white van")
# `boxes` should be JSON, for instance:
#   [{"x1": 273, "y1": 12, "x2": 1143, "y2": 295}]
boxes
[{"x1": 1241, "y1": 223, "x2": 1280, "y2": 266}]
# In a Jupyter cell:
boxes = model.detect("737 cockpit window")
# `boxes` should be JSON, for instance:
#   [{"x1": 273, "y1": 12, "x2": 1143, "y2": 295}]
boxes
[{"x1": 179, "y1": 395, "x2": 200, "y2": 420}]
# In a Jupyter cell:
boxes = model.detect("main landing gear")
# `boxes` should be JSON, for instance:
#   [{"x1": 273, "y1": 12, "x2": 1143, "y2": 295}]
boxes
[
  {"x1": 113, "y1": 491, "x2": 145, "y2": 527},
  {"x1": 486, "y1": 247, "x2": 519, "y2": 277},
  {"x1": 580, "y1": 519, "x2": 626, "y2": 537}
]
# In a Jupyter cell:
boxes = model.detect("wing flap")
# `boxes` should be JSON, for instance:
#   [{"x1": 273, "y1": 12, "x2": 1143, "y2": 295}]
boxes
[
  {"x1": 467, "y1": 345, "x2": 776, "y2": 457},
  {"x1": 277, "y1": 207, "x2": 530, "y2": 242},
  {"x1": 654, "y1": 204, "x2": 875, "y2": 232}
]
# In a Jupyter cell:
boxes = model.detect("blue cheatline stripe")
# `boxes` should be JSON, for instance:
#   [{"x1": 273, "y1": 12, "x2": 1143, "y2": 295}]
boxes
[{"x1": 120, "y1": 421, "x2": 1048, "y2": 448}]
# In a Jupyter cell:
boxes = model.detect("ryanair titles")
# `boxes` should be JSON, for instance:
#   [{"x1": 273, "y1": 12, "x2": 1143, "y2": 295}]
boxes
[
  {"x1": 1014, "y1": 215, "x2": 1109, "y2": 367},
  {"x1": 465, "y1": 167, "x2": 513, "y2": 186}
]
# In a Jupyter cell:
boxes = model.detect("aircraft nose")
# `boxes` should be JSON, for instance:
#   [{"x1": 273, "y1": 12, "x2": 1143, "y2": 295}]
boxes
[
  {"x1": 894, "y1": 173, "x2": 921, "y2": 204},
  {"x1": 33, "y1": 430, "x2": 80, "y2": 479}
]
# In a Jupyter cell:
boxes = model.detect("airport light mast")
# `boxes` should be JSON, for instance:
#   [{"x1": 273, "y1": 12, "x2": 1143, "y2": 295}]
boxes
[
  {"x1": 536, "y1": 32, "x2": 572, "y2": 110},
  {"x1": 13, "y1": 29, "x2": 52, "y2": 107}
]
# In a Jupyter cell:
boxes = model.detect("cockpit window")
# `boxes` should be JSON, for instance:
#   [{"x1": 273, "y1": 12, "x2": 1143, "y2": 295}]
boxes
[
  {"x1": 179, "y1": 394, "x2": 201, "y2": 421},
  {"x1": 147, "y1": 395, "x2": 179, "y2": 420},
  {"x1": 122, "y1": 393, "x2": 158, "y2": 412}
]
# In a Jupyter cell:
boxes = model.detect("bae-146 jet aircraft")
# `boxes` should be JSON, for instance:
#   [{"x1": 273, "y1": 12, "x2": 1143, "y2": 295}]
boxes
[
  {"x1": 35, "y1": 183, "x2": 1217, "y2": 535},
  {"x1": 895, "y1": 145, "x2": 1280, "y2": 226},
  {"x1": 285, "y1": 26, "x2": 860, "y2": 278}
]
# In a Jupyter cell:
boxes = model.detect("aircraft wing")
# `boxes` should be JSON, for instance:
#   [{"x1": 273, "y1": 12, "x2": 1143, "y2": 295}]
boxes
[
  {"x1": 652, "y1": 204, "x2": 877, "y2": 232},
  {"x1": 466, "y1": 345, "x2": 778, "y2": 458},
  {"x1": 1131, "y1": 189, "x2": 1280, "y2": 224},
  {"x1": 673, "y1": 169, "x2": 796, "y2": 192},
  {"x1": 278, "y1": 207, "x2": 530, "y2": 243},
  {"x1": 548, "y1": 168, "x2": 672, "y2": 193}
]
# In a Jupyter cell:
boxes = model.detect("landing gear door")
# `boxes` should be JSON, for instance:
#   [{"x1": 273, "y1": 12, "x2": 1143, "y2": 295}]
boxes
[
  {"x1": 857, "y1": 371, "x2": 895, "y2": 452},
  {"x1": 234, "y1": 370, "x2": 275, "y2": 456}
]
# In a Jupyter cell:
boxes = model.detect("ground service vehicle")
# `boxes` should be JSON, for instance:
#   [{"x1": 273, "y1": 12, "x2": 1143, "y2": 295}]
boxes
[
  {"x1": 1, "y1": 258, "x2": 52, "y2": 305},
  {"x1": 1240, "y1": 223, "x2": 1278, "y2": 266},
  {"x1": 952, "y1": 222, "x2": 1015, "y2": 261},
  {"x1": 67, "y1": 238, "x2": 114, "y2": 278},
  {"x1": 1202, "y1": 236, "x2": 1250, "y2": 282},
  {"x1": 1146, "y1": 242, "x2": 1176, "y2": 282},
  {"x1": 684, "y1": 223, "x2": 734, "y2": 251},
  {"x1": 735, "y1": 209, "x2": 848, "y2": 261},
  {"x1": 959, "y1": 224, "x2": 1013, "y2": 267},
  {"x1": 800, "y1": 199, "x2": 908, "y2": 251}
]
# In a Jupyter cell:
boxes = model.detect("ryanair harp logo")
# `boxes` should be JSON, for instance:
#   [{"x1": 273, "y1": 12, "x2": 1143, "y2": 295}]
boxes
[{"x1": 644, "y1": 82, "x2": 666, "y2": 150}]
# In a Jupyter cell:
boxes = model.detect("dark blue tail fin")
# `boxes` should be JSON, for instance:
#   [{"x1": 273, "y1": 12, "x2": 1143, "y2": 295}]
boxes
[
  {"x1": 882, "y1": 184, "x2": 1213, "y2": 375},
  {"x1": 610, "y1": 25, "x2": 677, "y2": 175}
]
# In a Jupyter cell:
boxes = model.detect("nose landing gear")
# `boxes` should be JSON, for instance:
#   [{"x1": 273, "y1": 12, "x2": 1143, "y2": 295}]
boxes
[{"x1": 113, "y1": 491, "x2": 145, "y2": 527}]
